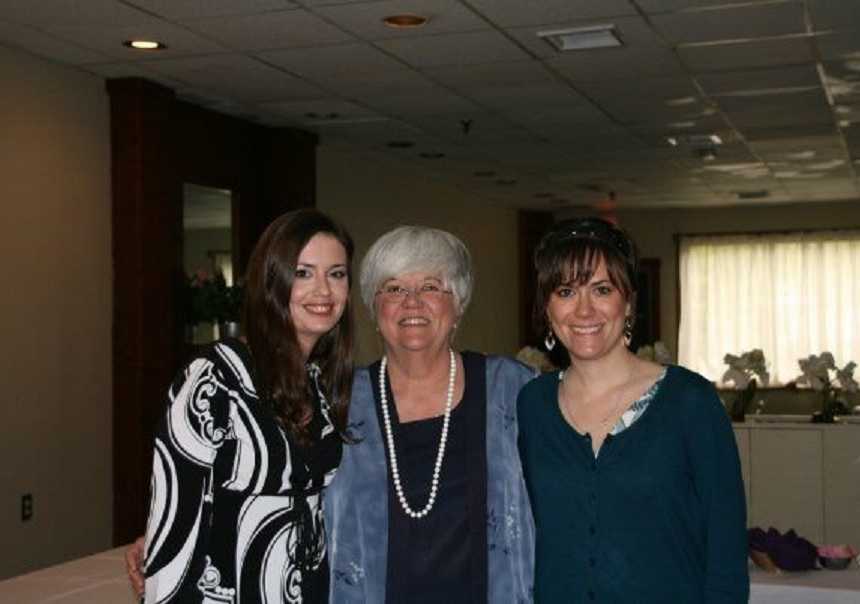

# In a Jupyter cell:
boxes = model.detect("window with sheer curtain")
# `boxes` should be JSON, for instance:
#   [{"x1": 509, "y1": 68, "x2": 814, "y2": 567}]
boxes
[{"x1": 677, "y1": 230, "x2": 860, "y2": 385}]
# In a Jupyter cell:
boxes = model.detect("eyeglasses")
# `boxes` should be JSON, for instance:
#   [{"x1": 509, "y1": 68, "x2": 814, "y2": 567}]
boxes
[{"x1": 376, "y1": 282, "x2": 453, "y2": 303}]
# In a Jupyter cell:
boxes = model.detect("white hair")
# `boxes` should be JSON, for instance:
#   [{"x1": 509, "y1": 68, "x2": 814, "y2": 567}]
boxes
[{"x1": 359, "y1": 225, "x2": 473, "y2": 318}]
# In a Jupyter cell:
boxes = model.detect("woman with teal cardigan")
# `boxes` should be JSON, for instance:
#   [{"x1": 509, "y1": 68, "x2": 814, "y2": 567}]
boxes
[{"x1": 517, "y1": 218, "x2": 748, "y2": 603}]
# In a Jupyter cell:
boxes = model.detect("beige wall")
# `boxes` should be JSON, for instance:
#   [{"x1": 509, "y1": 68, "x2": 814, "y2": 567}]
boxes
[
  {"x1": 558, "y1": 203, "x2": 860, "y2": 359},
  {"x1": 0, "y1": 45, "x2": 112, "y2": 579},
  {"x1": 316, "y1": 146, "x2": 522, "y2": 365}
]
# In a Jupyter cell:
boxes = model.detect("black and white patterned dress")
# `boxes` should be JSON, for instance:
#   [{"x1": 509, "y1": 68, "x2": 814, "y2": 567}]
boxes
[{"x1": 144, "y1": 338, "x2": 342, "y2": 604}]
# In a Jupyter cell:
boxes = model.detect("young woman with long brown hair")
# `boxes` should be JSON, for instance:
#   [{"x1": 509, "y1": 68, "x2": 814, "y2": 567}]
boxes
[{"x1": 140, "y1": 209, "x2": 354, "y2": 604}]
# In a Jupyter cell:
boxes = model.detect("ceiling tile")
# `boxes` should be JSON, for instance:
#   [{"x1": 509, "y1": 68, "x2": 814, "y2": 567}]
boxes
[
  {"x1": 423, "y1": 59, "x2": 556, "y2": 90},
  {"x1": 313, "y1": 0, "x2": 489, "y2": 40},
  {"x1": 458, "y1": 82, "x2": 588, "y2": 113},
  {"x1": 404, "y1": 114, "x2": 535, "y2": 143},
  {"x1": 653, "y1": 2, "x2": 806, "y2": 46},
  {"x1": 80, "y1": 61, "x2": 186, "y2": 88},
  {"x1": 376, "y1": 30, "x2": 529, "y2": 68},
  {"x1": 720, "y1": 93, "x2": 833, "y2": 132},
  {"x1": 363, "y1": 87, "x2": 480, "y2": 117},
  {"x1": 820, "y1": 61, "x2": 860, "y2": 104},
  {"x1": 129, "y1": 0, "x2": 295, "y2": 20},
  {"x1": 0, "y1": 21, "x2": 111, "y2": 64},
  {"x1": 465, "y1": 0, "x2": 637, "y2": 28},
  {"x1": 41, "y1": 20, "x2": 228, "y2": 60},
  {"x1": 0, "y1": 0, "x2": 855, "y2": 208},
  {"x1": 635, "y1": 0, "x2": 780, "y2": 14},
  {"x1": 807, "y1": 0, "x2": 860, "y2": 32},
  {"x1": 0, "y1": 0, "x2": 155, "y2": 27},
  {"x1": 697, "y1": 65, "x2": 822, "y2": 96},
  {"x1": 584, "y1": 76, "x2": 701, "y2": 102},
  {"x1": 183, "y1": 9, "x2": 355, "y2": 51},
  {"x1": 548, "y1": 46, "x2": 685, "y2": 82},
  {"x1": 744, "y1": 122, "x2": 838, "y2": 141},
  {"x1": 260, "y1": 41, "x2": 407, "y2": 77},
  {"x1": 679, "y1": 37, "x2": 815, "y2": 72},
  {"x1": 257, "y1": 97, "x2": 381, "y2": 126},
  {"x1": 816, "y1": 30, "x2": 860, "y2": 61},
  {"x1": 144, "y1": 54, "x2": 325, "y2": 101}
]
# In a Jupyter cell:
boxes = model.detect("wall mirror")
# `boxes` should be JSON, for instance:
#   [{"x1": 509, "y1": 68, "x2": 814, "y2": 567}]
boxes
[{"x1": 182, "y1": 183, "x2": 235, "y2": 344}]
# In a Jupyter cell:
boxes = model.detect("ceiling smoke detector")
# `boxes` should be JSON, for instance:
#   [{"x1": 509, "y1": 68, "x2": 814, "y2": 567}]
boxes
[{"x1": 537, "y1": 24, "x2": 622, "y2": 52}]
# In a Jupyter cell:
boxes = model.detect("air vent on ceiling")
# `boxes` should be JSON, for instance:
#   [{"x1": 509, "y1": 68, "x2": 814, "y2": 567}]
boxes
[{"x1": 537, "y1": 24, "x2": 622, "y2": 52}]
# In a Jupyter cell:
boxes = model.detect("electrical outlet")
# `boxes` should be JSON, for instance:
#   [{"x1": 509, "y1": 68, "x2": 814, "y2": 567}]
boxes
[{"x1": 21, "y1": 493, "x2": 33, "y2": 522}]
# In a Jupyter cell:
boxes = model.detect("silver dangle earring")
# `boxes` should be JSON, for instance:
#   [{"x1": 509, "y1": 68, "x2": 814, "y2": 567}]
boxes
[
  {"x1": 623, "y1": 316, "x2": 634, "y2": 345},
  {"x1": 544, "y1": 330, "x2": 556, "y2": 351}
]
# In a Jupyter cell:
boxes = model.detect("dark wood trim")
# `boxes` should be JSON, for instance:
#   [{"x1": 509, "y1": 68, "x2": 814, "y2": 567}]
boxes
[
  {"x1": 517, "y1": 210, "x2": 554, "y2": 348},
  {"x1": 629, "y1": 258, "x2": 660, "y2": 351},
  {"x1": 107, "y1": 78, "x2": 182, "y2": 546},
  {"x1": 108, "y1": 78, "x2": 317, "y2": 545}
]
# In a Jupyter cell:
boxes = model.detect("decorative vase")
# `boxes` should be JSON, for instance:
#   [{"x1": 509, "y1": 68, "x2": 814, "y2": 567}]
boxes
[
  {"x1": 730, "y1": 380, "x2": 757, "y2": 423},
  {"x1": 811, "y1": 387, "x2": 845, "y2": 423}
]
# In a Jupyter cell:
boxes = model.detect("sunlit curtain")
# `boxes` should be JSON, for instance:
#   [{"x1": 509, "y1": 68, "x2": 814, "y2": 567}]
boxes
[{"x1": 678, "y1": 230, "x2": 860, "y2": 384}]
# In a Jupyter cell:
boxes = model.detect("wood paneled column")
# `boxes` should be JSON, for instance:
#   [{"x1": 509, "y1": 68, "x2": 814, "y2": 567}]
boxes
[{"x1": 107, "y1": 78, "x2": 182, "y2": 545}]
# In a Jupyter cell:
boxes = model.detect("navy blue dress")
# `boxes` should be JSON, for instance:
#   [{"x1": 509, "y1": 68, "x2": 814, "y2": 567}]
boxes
[{"x1": 370, "y1": 352, "x2": 488, "y2": 604}]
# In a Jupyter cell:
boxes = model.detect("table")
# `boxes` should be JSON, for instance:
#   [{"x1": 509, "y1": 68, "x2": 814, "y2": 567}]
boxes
[
  {"x1": 2, "y1": 547, "x2": 858, "y2": 603},
  {"x1": 751, "y1": 565, "x2": 860, "y2": 604},
  {"x1": 0, "y1": 547, "x2": 136, "y2": 603}
]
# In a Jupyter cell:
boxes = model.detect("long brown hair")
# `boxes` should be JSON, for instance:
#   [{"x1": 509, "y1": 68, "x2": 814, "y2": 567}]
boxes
[{"x1": 242, "y1": 209, "x2": 354, "y2": 446}]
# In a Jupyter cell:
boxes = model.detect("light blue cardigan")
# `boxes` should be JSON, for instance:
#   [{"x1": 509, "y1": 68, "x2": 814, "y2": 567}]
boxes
[{"x1": 324, "y1": 355, "x2": 537, "y2": 603}]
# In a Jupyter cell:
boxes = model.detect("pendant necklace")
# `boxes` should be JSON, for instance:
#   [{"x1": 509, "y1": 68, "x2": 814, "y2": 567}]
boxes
[{"x1": 378, "y1": 349, "x2": 456, "y2": 519}]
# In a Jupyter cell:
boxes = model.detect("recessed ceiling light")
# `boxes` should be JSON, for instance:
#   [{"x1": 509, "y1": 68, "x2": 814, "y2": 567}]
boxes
[
  {"x1": 537, "y1": 24, "x2": 622, "y2": 52},
  {"x1": 124, "y1": 40, "x2": 166, "y2": 50},
  {"x1": 387, "y1": 140, "x2": 415, "y2": 149},
  {"x1": 709, "y1": 134, "x2": 723, "y2": 145},
  {"x1": 667, "y1": 137, "x2": 679, "y2": 147},
  {"x1": 419, "y1": 152, "x2": 445, "y2": 159},
  {"x1": 382, "y1": 14, "x2": 429, "y2": 28}
]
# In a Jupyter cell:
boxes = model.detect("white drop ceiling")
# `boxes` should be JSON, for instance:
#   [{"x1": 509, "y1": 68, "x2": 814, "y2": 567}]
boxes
[{"x1": 2, "y1": 0, "x2": 859, "y2": 209}]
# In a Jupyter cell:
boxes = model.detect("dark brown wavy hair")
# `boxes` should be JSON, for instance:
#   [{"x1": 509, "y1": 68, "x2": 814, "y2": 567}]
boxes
[{"x1": 242, "y1": 209, "x2": 354, "y2": 446}]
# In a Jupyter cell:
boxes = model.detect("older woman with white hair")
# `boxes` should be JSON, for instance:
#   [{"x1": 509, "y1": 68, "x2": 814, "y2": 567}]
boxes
[{"x1": 324, "y1": 225, "x2": 536, "y2": 603}]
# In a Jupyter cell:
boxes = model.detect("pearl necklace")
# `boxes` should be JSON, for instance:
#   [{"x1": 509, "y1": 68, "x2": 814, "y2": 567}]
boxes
[{"x1": 378, "y1": 349, "x2": 456, "y2": 519}]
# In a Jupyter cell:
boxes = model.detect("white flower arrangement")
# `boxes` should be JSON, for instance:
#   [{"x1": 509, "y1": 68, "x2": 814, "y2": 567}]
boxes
[
  {"x1": 795, "y1": 353, "x2": 858, "y2": 392},
  {"x1": 635, "y1": 341, "x2": 673, "y2": 365},
  {"x1": 722, "y1": 349, "x2": 770, "y2": 389},
  {"x1": 516, "y1": 346, "x2": 556, "y2": 373}
]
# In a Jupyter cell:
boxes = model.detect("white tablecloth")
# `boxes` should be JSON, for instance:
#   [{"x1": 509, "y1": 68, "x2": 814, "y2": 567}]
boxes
[
  {"x1": 2, "y1": 547, "x2": 859, "y2": 603},
  {"x1": 0, "y1": 547, "x2": 137, "y2": 603},
  {"x1": 751, "y1": 566, "x2": 860, "y2": 604}
]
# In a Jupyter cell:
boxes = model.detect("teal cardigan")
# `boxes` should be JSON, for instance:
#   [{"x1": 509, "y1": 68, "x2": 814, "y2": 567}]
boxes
[
  {"x1": 324, "y1": 356, "x2": 537, "y2": 603},
  {"x1": 517, "y1": 365, "x2": 749, "y2": 604}
]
